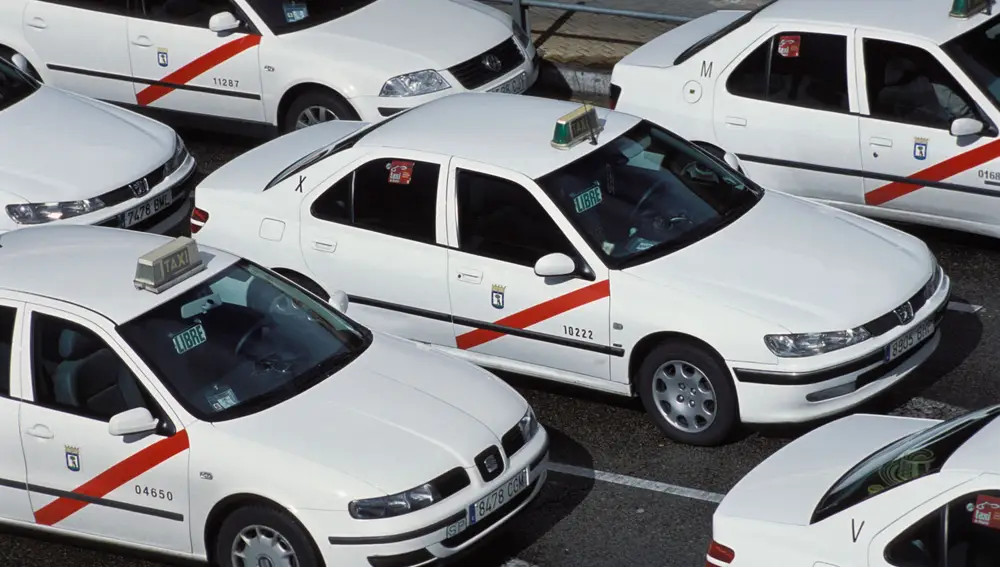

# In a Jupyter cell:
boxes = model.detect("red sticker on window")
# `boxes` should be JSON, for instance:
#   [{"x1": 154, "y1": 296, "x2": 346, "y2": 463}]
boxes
[
  {"x1": 387, "y1": 160, "x2": 414, "y2": 185},
  {"x1": 778, "y1": 35, "x2": 801, "y2": 58},
  {"x1": 972, "y1": 495, "x2": 1000, "y2": 529}
]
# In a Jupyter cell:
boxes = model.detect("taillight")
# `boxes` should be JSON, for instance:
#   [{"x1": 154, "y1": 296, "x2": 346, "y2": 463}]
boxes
[
  {"x1": 609, "y1": 83, "x2": 622, "y2": 109},
  {"x1": 706, "y1": 540, "x2": 735, "y2": 565},
  {"x1": 190, "y1": 207, "x2": 209, "y2": 234}
]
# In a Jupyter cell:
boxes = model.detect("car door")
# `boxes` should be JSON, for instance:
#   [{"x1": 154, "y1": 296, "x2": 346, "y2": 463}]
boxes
[
  {"x1": 869, "y1": 477, "x2": 1000, "y2": 567},
  {"x1": 713, "y1": 25, "x2": 865, "y2": 205},
  {"x1": 0, "y1": 300, "x2": 34, "y2": 524},
  {"x1": 127, "y1": 0, "x2": 264, "y2": 122},
  {"x1": 299, "y1": 150, "x2": 455, "y2": 346},
  {"x1": 855, "y1": 33, "x2": 1000, "y2": 226},
  {"x1": 22, "y1": 0, "x2": 136, "y2": 103},
  {"x1": 17, "y1": 303, "x2": 191, "y2": 552},
  {"x1": 444, "y1": 159, "x2": 612, "y2": 381}
]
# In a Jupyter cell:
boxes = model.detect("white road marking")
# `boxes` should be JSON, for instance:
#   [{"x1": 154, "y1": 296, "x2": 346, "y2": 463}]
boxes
[
  {"x1": 947, "y1": 301, "x2": 984, "y2": 313},
  {"x1": 548, "y1": 462, "x2": 726, "y2": 504}
]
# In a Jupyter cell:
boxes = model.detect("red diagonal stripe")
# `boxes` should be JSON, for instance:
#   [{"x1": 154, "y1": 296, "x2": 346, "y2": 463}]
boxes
[
  {"x1": 456, "y1": 280, "x2": 611, "y2": 350},
  {"x1": 865, "y1": 137, "x2": 1000, "y2": 205},
  {"x1": 34, "y1": 429, "x2": 190, "y2": 526},
  {"x1": 136, "y1": 34, "x2": 261, "y2": 106}
]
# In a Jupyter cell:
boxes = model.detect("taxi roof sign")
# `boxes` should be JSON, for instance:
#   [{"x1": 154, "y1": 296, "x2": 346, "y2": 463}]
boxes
[
  {"x1": 133, "y1": 236, "x2": 206, "y2": 294},
  {"x1": 552, "y1": 104, "x2": 603, "y2": 150},
  {"x1": 950, "y1": 0, "x2": 991, "y2": 17}
]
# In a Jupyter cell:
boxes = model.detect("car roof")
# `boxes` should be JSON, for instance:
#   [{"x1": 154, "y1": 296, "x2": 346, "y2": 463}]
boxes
[
  {"x1": 0, "y1": 225, "x2": 239, "y2": 324},
  {"x1": 943, "y1": 406, "x2": 1000, "y2": 474},
  {"x1": 756, "y1": 0, "x2": 993, "y2": 44},
  {"x1": 354, "y1": 92, "x2": 642, "y2": 179}
]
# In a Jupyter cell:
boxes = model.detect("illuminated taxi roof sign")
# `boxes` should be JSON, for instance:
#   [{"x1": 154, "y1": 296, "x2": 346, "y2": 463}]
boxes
[
  {"x1": 950, "y1": 0, "x2": 991, "y2": 18},
  {"x1": 133, "y1": 236, "x2": 206, "y2": 294},
  {"x1": 551, "y1": 104, "x2": 603, "y2": 150}
]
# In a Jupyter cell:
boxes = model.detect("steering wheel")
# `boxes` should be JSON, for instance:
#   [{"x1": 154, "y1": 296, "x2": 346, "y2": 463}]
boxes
[
  {"x1": 235, "y1": 318, "x2": 268, "y2": 356},
  {"x1": 629, "y1": 180, "x2": 693, "y2": 232}
]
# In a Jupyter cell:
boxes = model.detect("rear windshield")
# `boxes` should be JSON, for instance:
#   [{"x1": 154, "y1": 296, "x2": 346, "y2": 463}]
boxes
[
  {"x1": 674, "y1": 0, "x2": 780, "y2": 65},
  {"x1": 811, "y1": 406, "x2": 1000, "y2": 523}
]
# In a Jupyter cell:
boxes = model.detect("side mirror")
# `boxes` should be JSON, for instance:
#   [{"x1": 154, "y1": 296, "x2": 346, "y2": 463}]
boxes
[
  {"x1": 329, "y1": 289, "x2": 349, "y2": 313},
  {"x1": 108, "y1": 407, "x2": 159, "y2": 436},
  {"x1": 10, "y1": 53, "x2": 29, "y2": 74},
  {"x1": 950, "y1": 117, "x2": 984, "y2": 137},
  {"x1": 534, "y1": 252, "x2": 576, "y2": 277},
  {"x1": 208, "y1": 11, "x2": 241, "y2": 33},
  {"x1": 723, "y1": 151, "x2": 742, "y2": 172}
]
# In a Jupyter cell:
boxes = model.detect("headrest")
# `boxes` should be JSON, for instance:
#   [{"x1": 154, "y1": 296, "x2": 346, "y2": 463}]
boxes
[
  {"x1": 884, "y1": 57, "x2": 917, "y2": 86},
  {"x1": 58, "y1": 329, "x2": 100, "y2": 360}
]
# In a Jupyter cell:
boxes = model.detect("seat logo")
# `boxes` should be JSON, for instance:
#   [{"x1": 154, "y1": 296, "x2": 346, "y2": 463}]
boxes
[
  {"x1": 484, "y1": 454, "x2": 499, "y2": 474},
  {"x1": 894, "y1": 301, "x2": 914, "y2": 324},
  {"x1": 482, "y1": 54, "x2": 502, "y2": 72},
  {"x1": 130, "y1": 178, "x2": 150, "y2": 198}
]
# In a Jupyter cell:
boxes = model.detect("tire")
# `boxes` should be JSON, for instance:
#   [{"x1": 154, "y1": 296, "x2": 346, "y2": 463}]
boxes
[
  {"x1": 636, "y1": 340, "x2": 739, "y2": 446},
  {"x1": 214, "y1": 505, "x2": 324, "y2": 567},
  {"x1": 281, "y1": 88, "x2": 359, "y2": 133}
]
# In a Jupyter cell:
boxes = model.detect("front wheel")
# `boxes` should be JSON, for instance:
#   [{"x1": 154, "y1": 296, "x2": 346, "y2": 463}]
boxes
[
  {"x1": 281, "y1": 89, "x2": 359, "y2": 133},
  {"x1": 636, "y1": 340, "x2": 739, "y2": 446},
  {"x1": 214, "y1": 505, "x2": 324, "y2": 567}
]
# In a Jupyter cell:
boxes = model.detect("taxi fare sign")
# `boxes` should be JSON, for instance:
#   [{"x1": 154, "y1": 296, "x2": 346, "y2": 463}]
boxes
[
  {"x1": 552, "y1": 104, "x2": 604, "y2": 150},
  {"x1": 950, "y1": 0, "x2": 991, "y2": 18},
  {"x1": 134, "y1": 236, "x2": 206, "y2": 293}
]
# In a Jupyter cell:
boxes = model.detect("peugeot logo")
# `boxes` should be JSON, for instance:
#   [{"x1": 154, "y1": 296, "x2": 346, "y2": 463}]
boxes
[
  {"x1": 129, "y1": 178, "x2": 150, "y2": 198},
  {"x1": 894, "y1": 301, "x2": 914, "y2": 324},
  {"x1": 481, "y1": 54, "x2": 502, "y2": 72},
  {"x1": 484, "y1": 454, "x2": 499, "y2": 473}
]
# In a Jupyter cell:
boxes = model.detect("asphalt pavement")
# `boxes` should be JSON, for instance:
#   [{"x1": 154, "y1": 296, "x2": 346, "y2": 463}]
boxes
[{"x1": 10, "y1": 35, "x2": 1000, "y2": 567}]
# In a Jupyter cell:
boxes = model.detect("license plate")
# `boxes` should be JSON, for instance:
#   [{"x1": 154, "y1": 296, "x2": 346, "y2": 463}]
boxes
[
  {"x1": 119, "y1": 192, "x2": 172, "y2": 228},
  {"x1": 884, "y1": 319, "x2": 935, "y2": 362},
  {"x1": 488, "y1": 71, "x2": 528, "y2": 94},
  {"x1": 445, "y1": 467, "x2": 529, "y2": 537}
]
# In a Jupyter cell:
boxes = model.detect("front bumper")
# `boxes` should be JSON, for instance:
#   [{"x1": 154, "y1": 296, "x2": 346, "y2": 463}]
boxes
[
  {"x1": 95, "y1": 154, "x2": 197, "y2": 235},
  {"x1": 731, "y1": 274, "x2": 951, "y2": 424},
  {"x1": 303, "y1": 428, "x2": 549, "y2": 567}
]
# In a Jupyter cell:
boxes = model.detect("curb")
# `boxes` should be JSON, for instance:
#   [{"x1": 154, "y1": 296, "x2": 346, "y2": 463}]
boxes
[{"x1": 535, "y1": 60, "x2": 613, "y2": 100}]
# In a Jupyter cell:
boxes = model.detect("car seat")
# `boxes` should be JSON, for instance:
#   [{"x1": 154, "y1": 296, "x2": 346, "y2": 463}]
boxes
[{"x1": 52, "y1": 329, "x2": 145, "y2": 416}]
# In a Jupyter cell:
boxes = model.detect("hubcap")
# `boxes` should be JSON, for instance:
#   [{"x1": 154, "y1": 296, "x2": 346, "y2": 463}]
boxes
[
  {"x1": 295, "y1": 105, "x2": 338, "y2": 129},
  {"x1": 231, "y1": 524, "x2": 298, "y2": 567},
  {"x1": 651, "y1": 360, "x2": 717, "y2": 433}
]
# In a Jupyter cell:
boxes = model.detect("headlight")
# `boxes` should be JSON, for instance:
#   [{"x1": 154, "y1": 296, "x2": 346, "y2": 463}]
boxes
[
  {"x1": 6, "y1": 198, "x2": 106, "y2": 225},
  {"x1": 764, "y1": 326, "x2": 872, "y2": 358},
  {"x1": 163, "y1": 133, "x2": 188, "y2": 176},
  {"x1": 518, "y1": 406, "x2": 539, "y2": 442},
  {"x1": 924, "y1": 255, "x2": 942, "y2": 299},
  {"x1": 379, "y1": 70, "x2": 450, "y2": 97},
  {"x1": 349, "y1": 482, "x2": 441, "y2": 519},
  {"x1": 512, "y1": 21, "x2": 531, "y2": 49}
]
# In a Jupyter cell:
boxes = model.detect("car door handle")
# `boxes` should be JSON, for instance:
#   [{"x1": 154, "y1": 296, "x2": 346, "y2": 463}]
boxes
[
  {"x1": 25, "y1": 424, "x2": 53, "y2": 439},
  {"x1": 131, "y1": 36, "x2": 153, "y2": 47},
  {"x1": 725, "y1": 116, "x2": 747, "y2": 127},
  {"x1": 456, "y1": 269, "x2": 483, "y2": 284},
  {"x1": 312, "y1": 240, "x2": 336, "y2": 253},
  {"x1": 27, "y1": 17, "x2": 47, "y2": 29},
  {"x1": 870, "y1": 137, "x2": 893, "y2": 148}
]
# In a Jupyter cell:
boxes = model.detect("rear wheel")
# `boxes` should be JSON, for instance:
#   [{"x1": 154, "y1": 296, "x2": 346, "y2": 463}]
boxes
[
  {"x1": 214, "y1": 505, "x2": 323, "y2": 567},
  {"x1": 281, "y1": 88, "x2": 359, "y2": 133}
]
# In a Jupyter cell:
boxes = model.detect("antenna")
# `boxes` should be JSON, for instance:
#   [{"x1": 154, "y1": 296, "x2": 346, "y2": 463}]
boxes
[{"x1": 584, "y1": 103, "x2": 599, "y2": 145}]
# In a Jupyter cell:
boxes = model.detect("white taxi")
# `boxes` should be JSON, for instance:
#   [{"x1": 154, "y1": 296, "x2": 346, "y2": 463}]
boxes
[
  {"x1": 611, "y1": 0, "x2": 1000, "y2": 239},
  {"x1": 0, "y1": 54, "x2": 194, "y2": 234},
  {"x1": 706, "y1": 405, "x2": 1000, "y2": 567},
  {"x1": 0, "y1": 0, "x2": 537, "y2": 136},
  {"x1": 188, "y1": 93, "x2": 951, "y2": 446},
  {"x1": 0, "y1": 225, "x2": 548, "y2": 566}
]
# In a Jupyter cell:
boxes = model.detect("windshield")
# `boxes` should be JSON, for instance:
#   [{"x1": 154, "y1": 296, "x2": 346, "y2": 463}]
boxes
[
  {"x1": 942, "y1": 15, "x2": 1000, "y2": 110},
  {"x1": 118, "y1": 260, "x2": 370, "y2": 421},
  {"x1": 246, "y1": 0, "x2": 376, "y2": 34},
  {"x1": 0, "y1": 57, "x2": 39, "y2": 112},
  {"x1": 535, "y1": 120, "x2": 762, "y2": 268},
  {"x1": 811, "y1": 405, "x2": 1000, "y2": 523}
]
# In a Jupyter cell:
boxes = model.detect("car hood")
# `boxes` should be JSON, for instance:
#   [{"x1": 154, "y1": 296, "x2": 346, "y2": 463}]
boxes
[
  {"x1": 0, "y1": 87, "x2": 173, "y2": 201},
  {"x1": 288, "y1": 0, "x2": 513, "y2": 73},
  {"x1": 716, "y1": 414, "x2": 935, "y2": 526},
  {"x1": 211, "y1": 333, "x2": 527, "y2": 494},
  {"x1": 623, "y1": 191, "x2": 933, "y2": 332}
]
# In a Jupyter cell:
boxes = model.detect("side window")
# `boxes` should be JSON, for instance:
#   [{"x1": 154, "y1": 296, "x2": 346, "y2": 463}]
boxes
[
  {"x1": 31, "y1": 313, "x2": 152, "y2": 422},
  {"x1": 864, "y1": 38, "x2": 978, "y2": 130},
  {"x1": 41, "y1": 0, "x2": 129, "y2": 15},
  {"x1": 456, "y1": 169, "x2": 577, "y2": 267},
  {"x1": 0, "y1": 306, "x2": 15, "y2": 398},
  {"x1": 886, "y1": 489, "x2": 1000, "y2": 567},
  {"x1": 139, "y1": 0, "x2": 241, "y2": 28},
  {"x1": 727, "y1": 32, "x2": 850, "y2": 112},
  {"x1": 314, "y1": 158, "x2": 439, "y2": 244}
]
